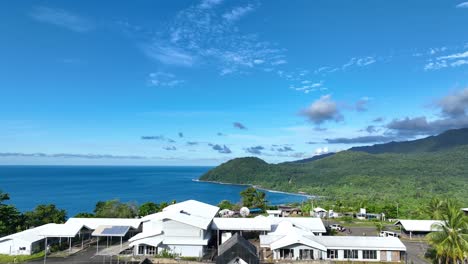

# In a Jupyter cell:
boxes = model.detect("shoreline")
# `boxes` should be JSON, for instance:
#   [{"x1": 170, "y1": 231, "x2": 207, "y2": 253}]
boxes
[{"x1": 193, "y1": 179, "x2": 316, "y2": 199}]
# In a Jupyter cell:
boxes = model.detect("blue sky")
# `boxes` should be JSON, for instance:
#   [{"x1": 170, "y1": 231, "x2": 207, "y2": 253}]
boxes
[{"x1": 1, "y1": 0, "x2": 468, "y2": 165}]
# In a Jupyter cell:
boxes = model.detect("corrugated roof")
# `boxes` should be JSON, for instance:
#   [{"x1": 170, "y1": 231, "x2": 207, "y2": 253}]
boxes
[
  {"x1": 269, "y1": 217, "x2": 326, "y2": 233},
  {"x1": 394, "y1": 220, "x2": 444, "y2": 232},
  {"x1": 0, "y1": 223, "x2": 57, "y2": 244},
  {"x1": 38, "y1": 222, "x2": 87, "y2": 238},
  {"x1": 66, "y1": 218, "x2": 141, "y2": 230},
  {"x1": 142, "y1": 200, "x2": 219, "y2": 230},
  {"x1": 312, "y1": 236, "x2": 406, "y2": 251},
  {"x1": 212, "y1": 218, "x2": 271, "y2": 231}
]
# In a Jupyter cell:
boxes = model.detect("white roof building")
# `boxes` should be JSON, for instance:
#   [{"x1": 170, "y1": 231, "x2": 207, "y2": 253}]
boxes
[
  {"x1": 394, "y1": 220, "x2": 444, "y2": 233},
  {"x1": 212, "y1": 218, "x2": 271, "y2": 231},
  {"x1": 66, "y1": 217, "x2": 142, "y2": 230},
  {"x1": 313, "y1": 236, "x2": 406, "y2": 251},
  {"x1": 130, "y1": 200, "x2": 220, "y2": 258}
]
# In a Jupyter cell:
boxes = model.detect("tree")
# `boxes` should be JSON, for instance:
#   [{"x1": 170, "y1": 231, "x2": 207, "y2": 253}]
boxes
[
  {"x1": 218, "y1": 200, "x2": 235, "y2": 210},
  {"x1": 24, "y1": 204, "x2": 67, "y2": 228},
  {"x1": 0, "y1": 191, "x2": 22, "y2": 236},
  {"x1": 139, "y1": 202, "x2": 160, "y2": 216},
  {"x1": 240, "y1": 187, "x2": 267, "y2": 210},
  {"x1": 94, "y1": 200, "x2": 138, "y2": 218},
  {"x1": 421, "y1": 197, "x2": 447, "y2": 220},
  {"x1": 74, "y1": 212, "x2": 95, "y2": 218},
  {"x1": 427, "y1": 199, "x2": 468, "y2": 264}
]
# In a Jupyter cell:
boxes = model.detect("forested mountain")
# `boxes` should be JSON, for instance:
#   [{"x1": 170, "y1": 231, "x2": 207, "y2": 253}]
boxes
[
  {"x1": 199, "y1": 128, "x2": 468, "y2": 217},
  {"x1": 350, "y1": 128, "x2": 468, "y2": 154}
]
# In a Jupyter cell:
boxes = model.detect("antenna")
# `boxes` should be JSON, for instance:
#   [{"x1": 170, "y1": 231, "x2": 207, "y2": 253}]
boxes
[{"x1": 240, "y1": 207, "x2": 250, "y2": 217}]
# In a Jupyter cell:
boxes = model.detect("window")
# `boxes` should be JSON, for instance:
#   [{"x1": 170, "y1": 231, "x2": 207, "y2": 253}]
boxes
[
  {"x1": 138, "y1": 246, "x2": 145, "y2": 255},
  {"x1": 327, "y1": 249, "x2": 338, "y2": 259},
  {"x1": 300, "y1": 249, "x2": 314, "y2": 260},
  {"x1": 344, "y1": 250, "x2": 358, "y2": 259},
  {"x1": 146, "y1": 246, "x2": 157, "y2": 255},
  {"x1": 363, "y1": 250, "x2": 377, "y2": 259},
  {"x1": 279, "y1": 249, "x2": 294, "y2": 259}
]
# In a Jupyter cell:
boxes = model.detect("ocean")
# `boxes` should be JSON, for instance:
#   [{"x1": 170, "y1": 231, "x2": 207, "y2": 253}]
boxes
[{"x1": 0, "y1": 166, "x2": 308, "y2": 217}]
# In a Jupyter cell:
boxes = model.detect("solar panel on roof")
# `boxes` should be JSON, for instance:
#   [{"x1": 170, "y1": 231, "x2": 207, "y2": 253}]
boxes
[{"x1": 100, "y1": 226, "x2": 130, "y2": 236}]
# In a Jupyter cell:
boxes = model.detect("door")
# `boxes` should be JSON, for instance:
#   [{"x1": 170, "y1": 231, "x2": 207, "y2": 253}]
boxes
[{"x1": 387, "y1": 251, "x2": 392, "y2": 261}]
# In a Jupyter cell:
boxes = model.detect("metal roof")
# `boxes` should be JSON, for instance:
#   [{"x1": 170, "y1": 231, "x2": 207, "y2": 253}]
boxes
[
  {"x1": 92, "y1": 225, "x2": 131, "y2": 237},
  {"x1": 38, "y1": 222, "x2": 87, "y2": 238},
  {"x1": 394, "y1": 220, "x2": 444, "y2": 232},
  {"x1": 66, "y1": 217, "x2": 142, "y2": 230},
  {"x1": 212, "y1": 218, "x2": 272, "y2": 231},
  {"x1": 312, "y1": 236, "x2": 406, "y2": 251},
  {"x1": 141, "y1": 200, "x2": 219, "y2": 230},
  {"x1": 0, "y1": 224, "x2": 56, "y2": 244},
  {"x1": 268, "y1": 217, "x2": 326, "y2": 233}
]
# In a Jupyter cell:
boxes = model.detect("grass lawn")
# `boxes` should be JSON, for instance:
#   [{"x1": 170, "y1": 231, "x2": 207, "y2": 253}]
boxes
[{"x1": 0, "y1": 252, "x2": 44, "y2": 263}]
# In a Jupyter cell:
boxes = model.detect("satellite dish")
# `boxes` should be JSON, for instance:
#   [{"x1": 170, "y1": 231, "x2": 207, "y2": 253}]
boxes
[{"x1": 240, "y1": 207, "x2": 250, "y2": 217}]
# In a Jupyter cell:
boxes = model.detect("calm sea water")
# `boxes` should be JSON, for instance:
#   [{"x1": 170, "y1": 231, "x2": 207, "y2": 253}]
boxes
[{"x1": 0, "y1": 166, "x2": 307, "y2": 217}]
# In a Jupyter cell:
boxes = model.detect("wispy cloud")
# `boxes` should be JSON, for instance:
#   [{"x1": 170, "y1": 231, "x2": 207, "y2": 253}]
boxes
[
  {"x1": 199, "y1": 0, "x2": 224, "y2": 9},
  {"x1": 233, "y1": 122, "x2": 247, "y2": 130},
  {"x1": 0, "y1": 152, "x2": 148, "y2": 160},
  {"x1": 141, "y1": 135, "x2": 176, "y2": 143},
  {"x1": 355, "y1": 97, "x2": 370, "y2": 112},
  {"x1": 290, "y1": 81, "x2": 325, "y2": 94},
  {"x1": 30, "y1": 6, "x2": 93, "y2": 33},
  {"x1": 456, "y1": 2, "x2": 468, "y2": 8},
  {"x1": 245, "y1": 145, "x2": 264, "y2": 155},
  {"x1": 163, "y1": 146, "x2": 177, "y2": 151},
  {"x1": 223, "y1": 5, "x2": 255, "y2": 22},
  {"x1": 137, "y1": 1, "x2": 285, "y2": 76},
  {"x1": 211, "y1": 144, "x2": 232, "y2": 154},
  {"x1": 424, "y1": 50, "x2": 468, "y2": 70},
  {"x1": 148, "y1": 72, "x2": 185, "y2": 87}
]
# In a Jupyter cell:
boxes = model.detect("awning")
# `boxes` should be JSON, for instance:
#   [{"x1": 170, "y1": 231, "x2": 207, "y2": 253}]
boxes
[{"x1": 92, "y1": 225, "x2": 131, "y2": 237}]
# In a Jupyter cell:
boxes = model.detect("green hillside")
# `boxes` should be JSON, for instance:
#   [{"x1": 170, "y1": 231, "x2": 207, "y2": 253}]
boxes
[
  {"x1": 200, "y1": 134, "x2": 468, "y2": 217},
  {"x1": 350, "y1": 127, "x2": 468, "y2": 154}
]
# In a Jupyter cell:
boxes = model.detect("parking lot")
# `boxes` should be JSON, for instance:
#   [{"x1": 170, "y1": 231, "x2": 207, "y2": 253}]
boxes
[{"x1": 26, "y1": 246, "x2": 134, "y2": 264}]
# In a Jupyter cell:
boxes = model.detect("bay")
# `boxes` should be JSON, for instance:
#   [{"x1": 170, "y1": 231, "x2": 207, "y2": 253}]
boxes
[{"x1": 0, "y1": 166, "x2": 308, "y2": 217}]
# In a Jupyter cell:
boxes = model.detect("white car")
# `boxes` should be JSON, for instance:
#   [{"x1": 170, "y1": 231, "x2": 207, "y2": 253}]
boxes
[
  {"x1": 379, "y1": 231, "x2": 399, "y2": 237},
  {"x1": 329, "y1": 224, "x2": 345, "y2": 231}
]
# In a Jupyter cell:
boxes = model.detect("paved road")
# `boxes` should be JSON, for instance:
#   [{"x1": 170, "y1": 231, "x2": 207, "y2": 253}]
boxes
[{"x1": 403, "y1": 240, "x2": 431, "y2": 264}]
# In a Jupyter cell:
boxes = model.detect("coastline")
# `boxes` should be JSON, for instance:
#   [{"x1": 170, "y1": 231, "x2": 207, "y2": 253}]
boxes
[{"x1": 193, "y1": 179, "x2": 315, "y2": 199}]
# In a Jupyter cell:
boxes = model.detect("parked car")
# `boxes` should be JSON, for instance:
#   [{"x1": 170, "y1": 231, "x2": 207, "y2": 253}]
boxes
[
  {"x1": 329, "y1": 224, "x2": 346, "y2": 232},
  {"x1": 379, "y1": 231, "x2": 400, "y2": 237}
]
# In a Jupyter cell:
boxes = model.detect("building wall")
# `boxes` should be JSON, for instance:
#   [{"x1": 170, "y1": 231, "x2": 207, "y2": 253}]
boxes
[
  {"x1": 162, "y1": 244, "x2": 204, "y2": 257},
  {"x1": 324, "y1": 249, "x2": 386, "y2": 262},
  {"x1": 163, "y1": 220, "x2": 203, "y2": 238},
  {"x1": 272, "y1": 244, "x2": 322, "y2": 260},
  {"x1": 0, "y1": 239, "x2": 33, "y2": 255}
]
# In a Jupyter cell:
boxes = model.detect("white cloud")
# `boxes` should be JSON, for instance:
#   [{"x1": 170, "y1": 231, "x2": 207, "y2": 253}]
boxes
[
  {"x1": 142, "y1": 44, "x2": 195, "y2": 67},
  {"x1": 139, "y1": 1, "x2": 284, "y2": 75},
  {"x1": 199, "y1": 0, "x2": 223, "y2": 9},
  {"x1": 223, "y1": 5, "x2": 255, "y2": 22},
  {"x1": 30, "y1": 6, "x2": 93, "y2": 32},
  {"x1": 290, "y1": 81, "x2": 325, "y2": 94},
  {"x1": 301, "y1": 95, "x2": 343, "y2": 124},
  {"x1": 456, "y1": 2, "x2": 468, "y2": 8},
  {"x1": 451, "y1": 59, "x2": 468, "y2": 67},
  {"x1": 437, "y1": 50, "x2": 468, "y2": 60},
  {"x1": 148, "y1": 72, "x2": 185, "y2": 87},
  {"x1": 424, "y1": 50, "x2": 468, "y2": 70}
]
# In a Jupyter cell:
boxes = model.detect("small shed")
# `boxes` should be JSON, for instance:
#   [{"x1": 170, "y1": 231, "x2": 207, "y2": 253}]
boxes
[{"x1": 216, "y1": 233, "x2": 259, "y2": 264}]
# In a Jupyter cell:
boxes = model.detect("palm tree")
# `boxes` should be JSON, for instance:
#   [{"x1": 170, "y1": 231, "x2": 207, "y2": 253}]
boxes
[
  {"x1": 422, "y1": 197, "x2": 446, "y2": 220},
  {"x1": 427, "y1": 200, "x2": 468, "y2": 264}
]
